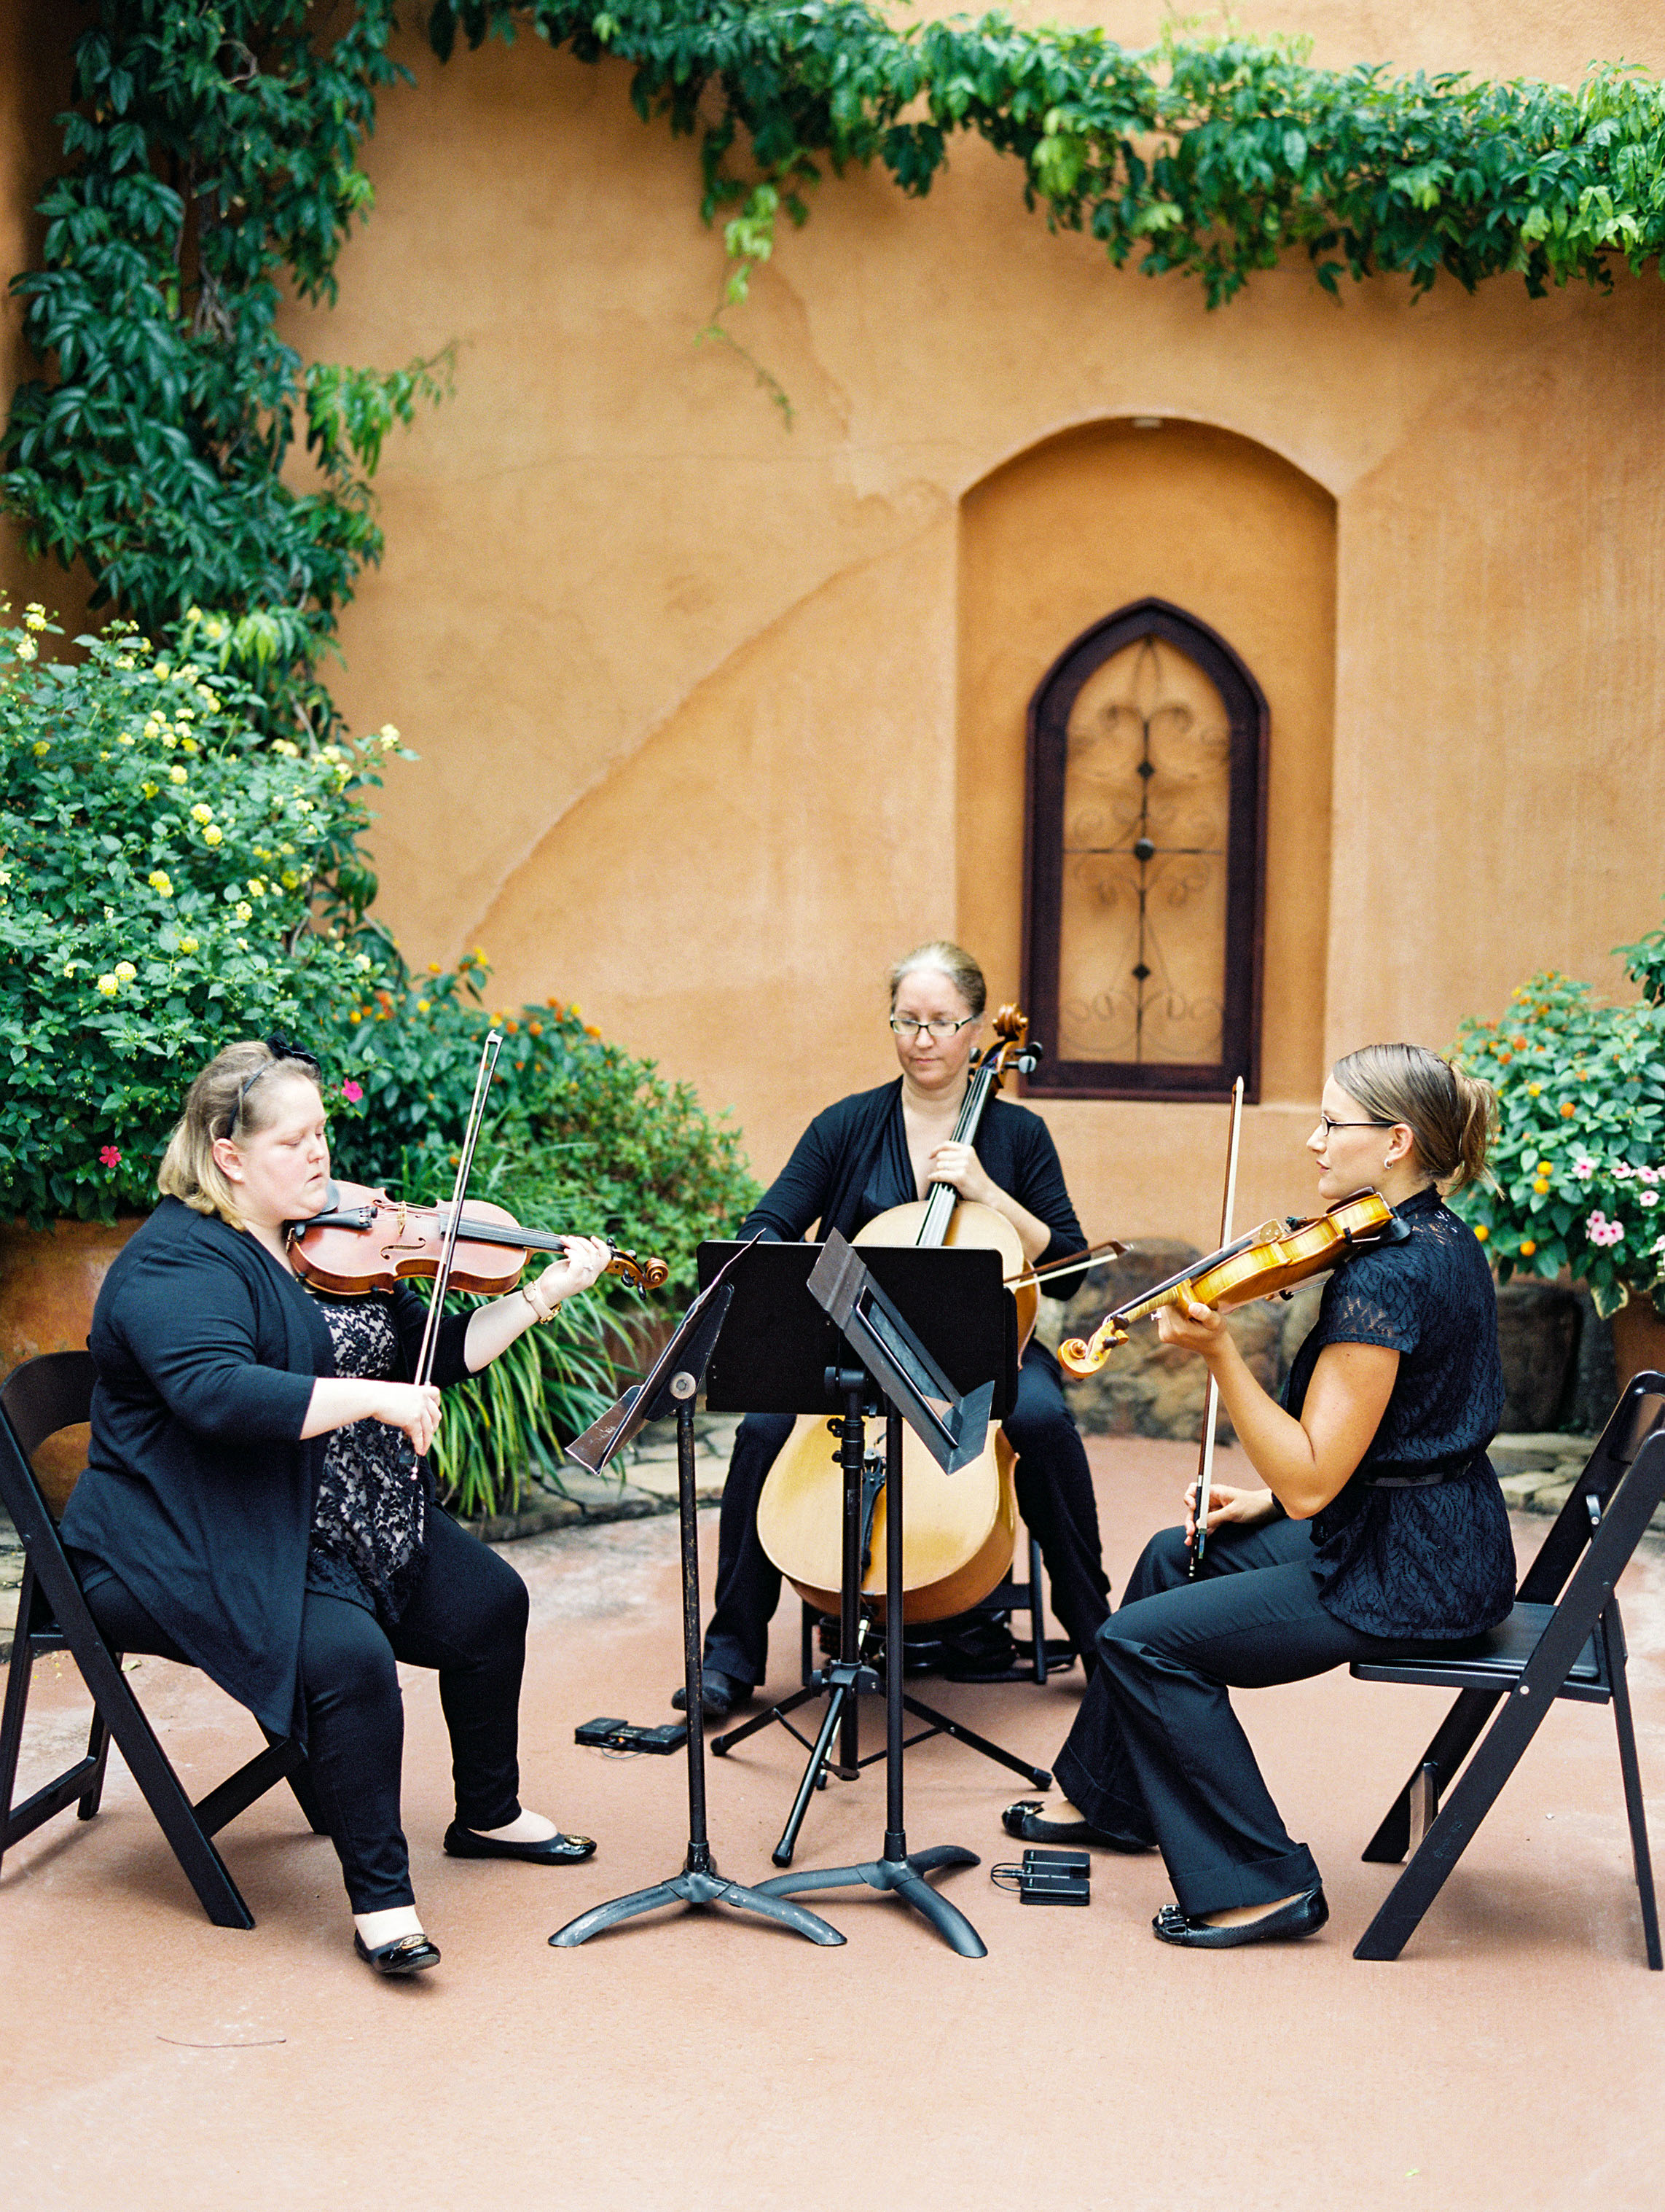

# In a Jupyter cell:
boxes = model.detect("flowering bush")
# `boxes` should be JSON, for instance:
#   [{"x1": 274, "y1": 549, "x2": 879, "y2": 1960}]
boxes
[
  {"x1": 1449, "y1": 965, "x2": 1665, "y2": 1316},
  {"x1": 0, "y1": 602, "x2": 408, "y2": 1222}
]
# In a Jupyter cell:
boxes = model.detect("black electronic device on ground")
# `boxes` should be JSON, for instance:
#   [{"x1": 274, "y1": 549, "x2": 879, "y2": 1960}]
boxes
[{"x1": 573, "y1": 1718, "x2": 688, "y2": 1754}]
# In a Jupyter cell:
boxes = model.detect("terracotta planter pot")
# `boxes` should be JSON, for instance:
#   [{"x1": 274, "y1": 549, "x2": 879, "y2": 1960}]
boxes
[
  {"x1": 0, "y1": 1214, "x2": 146, "y2": 1515},
  {"x1": 1610, "y1": 1295, "x2": 1665, "y2": 1396}
]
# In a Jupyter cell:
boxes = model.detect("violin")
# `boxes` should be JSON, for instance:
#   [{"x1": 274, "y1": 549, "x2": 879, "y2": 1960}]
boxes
[
  {"x1": 1057, "y1": 1188, "x2": 1411, "y2": 1379},
  {"x1": 289, "y1": 1180, "x2": 669, "y2": 1300}
]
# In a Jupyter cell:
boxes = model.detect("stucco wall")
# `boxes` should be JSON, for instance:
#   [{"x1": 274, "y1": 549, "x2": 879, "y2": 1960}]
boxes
[{"x1": 5, "y1": 3, "x2": 1664, "y2": 1247}]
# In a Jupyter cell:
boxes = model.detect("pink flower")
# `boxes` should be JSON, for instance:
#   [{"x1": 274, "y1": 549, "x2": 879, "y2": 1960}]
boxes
[
  {"x1": 340, "y1": 1079, "x2": 364, "y2": 1104},
  {"x1": 1586, "y1": 1211, "x2": 1625, "y2": 1248},
  {"x1": 1640, "y1": 1166, "x2": 1659, "y2": 1186},
  {"x1": 1613, "y1": 1162, "x2": 1635, "y2": 1181},
  {"x1": 98, "y1": 1144, "x2": 121, "y2": 1169},
  {"x1": 1572, "y1": 1157, "x2": 1597, "y2": 1181}
]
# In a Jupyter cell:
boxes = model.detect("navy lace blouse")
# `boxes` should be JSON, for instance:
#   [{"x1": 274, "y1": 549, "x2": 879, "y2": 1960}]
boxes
[{"x1": 1282, "y1": 1185, "x2": 1515, "y2": 1640}]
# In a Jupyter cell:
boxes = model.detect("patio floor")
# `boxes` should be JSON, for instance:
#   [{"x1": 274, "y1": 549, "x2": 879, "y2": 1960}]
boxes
[{"x1": 3, "y1": 1437, "x2": 1663, "y2": 2212}]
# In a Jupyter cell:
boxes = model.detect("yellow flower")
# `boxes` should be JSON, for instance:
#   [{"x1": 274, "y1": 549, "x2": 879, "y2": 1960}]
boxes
[
  {"x1": 174, "y1": 707, "x2": 194, "y2": 722},
  {"x1": 31, "y1": 739, "x2": 49, "y2": 757},
  {"x1": 15, "y1": 638, "x2": 37, "y2": 663},
  {"x1": 1520, "y1": 1239, "x2": 1537, "y2": 1257},
  {"x1": 114, "y1": 961, "x2": 136, "y2": 982},
  {"x1": 179, "y1": 935, "x2": 199, "y2": 954},
  {"x1": 141, "y1": 781, "x2": 159, "y2": 799},
  {"x1": 161, "y1": 730, "x2": 178, "y2": 748},
  {"x1": 148, "y1": 870, "x2": 173, "y2": 897},
  {"x1": 278, "y1": 842, "x2": 294, "y2": 856},
  {"x1": 281, "y1": 870, "x2": 301, "y2": 890},
  {"x1": 169, "y1": 765, "x2": 188, "y2": 785},
  {"x1": 195, "y1": 685, "x2": 216, "y2": 708},
  {"x1": 417, "y1": 997, "x2": 431, "y2": 1013},
  {"x1": 247, "y1": 878, "x2": 266, "y2": 898},
  {"x1": 152, "y1": 661, "x2": 171, "y2": 680},
  {"x1": 144, "y1": 718, "x2": 161, "y2": 739},
  {"x1": 180, "y1": 737, "x2": 197, "y2": 755},
  {"x1": 190, "y1": 802, "x2": 213, "y2": 824},
  {"x1": 202, "y1": 824, "x2": 223, "y2": 848},
  {"x1": 234, "y1": 901, "x2": 253, "y2": 923},
  {"x1": 272, "y1": 739, "x2": 299, "y2": 759},
  {"x1": 95, "y1": 973, "x2": 119, "y2": 997},
  {"x1": 378, "y1": 723, "x2": 400, "y2": 749},
  {"x1": 1532, "y1": 1179, "x2": 1549, "y2": 1196},
  {"x1": 1526, "y1": 1083, "x2": 1542, "y2": 1097},
  {"x1": 117, "y1": 731, "x2": 134, "y2": 746},
  {"x1": 1474, "y1": 1223, "x2": 1489, "y2": 1240},
  {"x1": 61, "y1": 961, "x2": 78, "y2": 978},
  {"x1": 348, "y1": 1008, "x2": 362, "y2": 1024},
  {"x1": 23, "y1": 603, "x2": 46, "y2": 630}
]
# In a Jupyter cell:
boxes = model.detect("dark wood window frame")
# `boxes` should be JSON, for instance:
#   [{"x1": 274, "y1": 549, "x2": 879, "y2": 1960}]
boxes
[{"x1": 1021, "y1": 596, "x2": 1269, "y2": 1104}]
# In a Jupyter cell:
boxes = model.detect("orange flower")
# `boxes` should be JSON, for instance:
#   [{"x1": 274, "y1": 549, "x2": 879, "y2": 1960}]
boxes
[
  {"x1": 1560, "y1": 1101, "x2": 1577, "y2": 1119},
  {"x1": 584, "y1": 1023, "x2": 601, "y2": 1039},
  {"x1": 1520, "y1": 1239, "x2": 1537, "y2": 1257},
  {"x1": 528, "y1": 1020, "x2": 543, "y2": 1036},
  {"x1": 1474, "y1": 1224, "x2": 1489, "y2": 1240}
]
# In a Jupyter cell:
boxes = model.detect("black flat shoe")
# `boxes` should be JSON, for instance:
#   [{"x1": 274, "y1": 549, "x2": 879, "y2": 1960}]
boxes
[
  {"x1": 1001, "y1": 1798, "x2": 1155, "y2": 1853},
  {"x1": 443, "y1": 1821, "x2": 597, "y2": 1864},
  {"x1": 354, "y1": 1930, "x2": 441, "y2": 1977},
  {"x1": 672, "y1": 1670, "x2": 750, "y2": 1721},
  {"x1": 1152, "y1": 1885, "x2": 1328, "y2": 1949}
]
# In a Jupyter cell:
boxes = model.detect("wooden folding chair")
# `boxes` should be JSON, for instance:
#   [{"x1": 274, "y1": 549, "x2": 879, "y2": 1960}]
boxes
[
  {"x1": 0, "y1": 1350, "x2": 326, "y2": 1929},
  {"x1": 1350, "y1": 1369, "x2": 1665, "y2": 1966}
]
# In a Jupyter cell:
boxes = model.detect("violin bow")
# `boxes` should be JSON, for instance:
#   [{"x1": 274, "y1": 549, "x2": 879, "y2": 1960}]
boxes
[
  {"x1": 413, "y1": 1027, "x2": 505, "y2": 1389},
  {"x1": 1191, "y1": 1076, "x2": 1245, "y2": 1580}
]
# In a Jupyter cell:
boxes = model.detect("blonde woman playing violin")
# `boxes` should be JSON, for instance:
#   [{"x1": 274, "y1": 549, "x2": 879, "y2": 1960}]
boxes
[{"x1": 1003, "y1": 1044, "x2": 1513, "y2": 1950}]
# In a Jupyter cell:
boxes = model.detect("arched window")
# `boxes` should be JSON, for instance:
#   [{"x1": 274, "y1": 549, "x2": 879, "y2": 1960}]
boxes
[{"x1": 1022, "y1": 598, "x2": 1268, "y2": 1101}]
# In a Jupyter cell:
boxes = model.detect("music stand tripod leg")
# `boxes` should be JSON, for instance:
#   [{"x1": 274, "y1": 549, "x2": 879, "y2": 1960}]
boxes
[
  {"x1": 552, "y1": 1352, "x2": 842, "y2": 1950},
  {"x1": 756, "y1": 1407, "x2": 987, "y2": 1960}
]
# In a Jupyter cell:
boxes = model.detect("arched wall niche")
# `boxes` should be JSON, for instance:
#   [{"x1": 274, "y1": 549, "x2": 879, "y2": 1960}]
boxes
[{"x1": 956, "y1": 416, "x2": 1336, "y2": 1238}]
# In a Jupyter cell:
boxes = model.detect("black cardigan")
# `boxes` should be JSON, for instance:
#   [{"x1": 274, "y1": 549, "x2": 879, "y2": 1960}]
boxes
[
  {"x1": 741, "y1": 1078, "x2": 1085, "y2": 1289},
  {"x1": 60, "y1": 1197, "x2": 470, "y2": 1740}
]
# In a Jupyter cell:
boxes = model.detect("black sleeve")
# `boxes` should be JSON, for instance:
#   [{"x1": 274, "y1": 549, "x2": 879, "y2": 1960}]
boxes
[
  {"x1": 739, "y1": 1106, "x2": 841, "y2": 1243},
  {"x1": 1008, "y1": 1116, "x2": 1086, "y2": 1291},
  {"x1": 107, "y1": 1244, "x2": 316, "y2": 1443},
  {"x1": 388, "y1": 1283, "x2": 477, "y2": 1388}
]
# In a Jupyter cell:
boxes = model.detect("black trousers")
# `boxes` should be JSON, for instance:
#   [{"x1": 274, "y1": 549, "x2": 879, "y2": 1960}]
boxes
[
  {"x1": 702, "y1": 1341, "x2": 1111, "y2": 1687},
  {"x1": 1054, "y1": 1514, "x2": 1409, "y2": 1916},
  {"x1": 84, "y1": 1511, "x2": 530, "y2": 1913}
]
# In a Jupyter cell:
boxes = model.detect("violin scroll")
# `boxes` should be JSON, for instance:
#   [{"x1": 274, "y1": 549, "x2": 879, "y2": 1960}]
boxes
[
  {"x1": 601, "y1": 1246, "x2": 669, "y2": 1292},
  {"x1": 1057, "y1": 1316, "x2": 1130, "y2": 1378}
]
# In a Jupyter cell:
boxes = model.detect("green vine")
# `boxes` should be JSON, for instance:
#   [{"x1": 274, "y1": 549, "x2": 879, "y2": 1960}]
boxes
[{"x1": 6, "y1": 3, "x2": 1665, "y2": 730}]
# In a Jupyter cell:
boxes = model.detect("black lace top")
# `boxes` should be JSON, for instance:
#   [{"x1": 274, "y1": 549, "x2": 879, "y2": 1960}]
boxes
[
  {"x1": 306, "y1": 1294, "x2": 428, "y2": 1622},
  {"x1": 1283, "y1": 1186, "x2": 1514, "y2": 1640}
]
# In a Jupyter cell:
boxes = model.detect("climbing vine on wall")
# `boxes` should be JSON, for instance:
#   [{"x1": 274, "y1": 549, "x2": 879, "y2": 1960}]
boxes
[{"x1": 6, "y1": 1, "x2": 1665, "y2": 724}]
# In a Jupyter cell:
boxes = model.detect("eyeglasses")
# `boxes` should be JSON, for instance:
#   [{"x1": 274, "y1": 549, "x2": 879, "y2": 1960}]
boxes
[
  {"x1": 1315, "y1": 1114, "x2": 1394, "y2": 1139},
  {"x1": 231, "y1": 1035, "x2": 323, "y2": 1133},
  {"x1": 889, "y1": 1015, "x2": 977, "y2": 1041}
]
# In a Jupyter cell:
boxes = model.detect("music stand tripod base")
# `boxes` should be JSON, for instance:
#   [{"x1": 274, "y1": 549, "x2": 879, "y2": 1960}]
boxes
[
  {"x1": 753, "y1": 1240, "x2": 1001, "y2": 1958},
  {"x1": 549, "y1": 1257, "x2": 842, "y2": 1951}
]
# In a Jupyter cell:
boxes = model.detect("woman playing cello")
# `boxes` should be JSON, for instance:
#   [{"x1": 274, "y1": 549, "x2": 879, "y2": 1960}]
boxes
[
  {"x1": 59, "y1": 1037, "x2": 612, "y2": 1977},
  {"x1": 1003, "y1": 1043, "x2": 1513, "y2": 1949},
  {"x1": 681, "y1": 940, "x2": 1111, "y2": 1717}
]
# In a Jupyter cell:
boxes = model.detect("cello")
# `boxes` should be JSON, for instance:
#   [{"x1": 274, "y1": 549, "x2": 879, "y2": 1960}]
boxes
[{"x1": 755, "y1": 1006, "x2": 1042, "y2": 1624}]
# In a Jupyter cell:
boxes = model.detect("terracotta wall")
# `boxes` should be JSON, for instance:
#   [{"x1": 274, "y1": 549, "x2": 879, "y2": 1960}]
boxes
[{"x1": 5, "y1": 3, "x2": 1664, "y2": 1248}]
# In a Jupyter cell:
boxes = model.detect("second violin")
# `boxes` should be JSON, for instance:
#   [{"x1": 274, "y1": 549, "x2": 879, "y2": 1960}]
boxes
[{"x1": 1057, "y1": 1189, "x2": 1411, "y2": 1379}]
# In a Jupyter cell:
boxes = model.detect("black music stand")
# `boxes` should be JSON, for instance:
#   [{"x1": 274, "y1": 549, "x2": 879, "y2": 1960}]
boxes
[
  {"x1": 702, "y1": 1239, "x2": 1048, "y2": 1866},
  {"x1": 753, "y1": 1233, "x2": 1003, "y2": 1958},
  {"x1": 549, "y1": 1244, "x2": 843, "y2": 1950}
]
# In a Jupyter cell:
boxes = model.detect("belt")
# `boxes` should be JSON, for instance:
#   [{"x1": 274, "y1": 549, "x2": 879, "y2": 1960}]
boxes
[{"x1": 1363, "y1": 1453, "x2": 1488, "y2": 1490}]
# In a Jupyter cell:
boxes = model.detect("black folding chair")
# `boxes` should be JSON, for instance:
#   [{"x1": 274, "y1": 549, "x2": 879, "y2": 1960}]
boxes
[
  {"x1": 1351, "y1": 1370, "x2": 1665, "y2": 1966},
  {"x1": 0, "y1": 1350, "x2": 325, "y2": 1929}
]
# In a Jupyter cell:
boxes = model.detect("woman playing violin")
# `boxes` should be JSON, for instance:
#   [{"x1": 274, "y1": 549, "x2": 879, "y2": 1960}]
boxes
[
  {"x1": 684, "y1": 941, "x2": 1111, "y2": 1717},
  {"x1": 59, "y1": 1037, "x2": 613, "y2": 1977},
  {"x1": 1004, "y1": 1043, "x2": 1513, "y2": 1950}
]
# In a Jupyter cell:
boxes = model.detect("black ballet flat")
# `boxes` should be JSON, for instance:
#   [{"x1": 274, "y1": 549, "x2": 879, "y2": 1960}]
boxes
[
  {"x1": 1152, "y1": 1885, "x2": 1328, "y2": 1949},
  {"x1": 354, "y1": 1929, "x2": 442, "y2": 1977},
  {"x1": 1001, "y1": 1798, "x2": 1154, "y2": 1853},
  {"x1": 442, "y1": 1820, "x2": 597, "y2": 1864}
]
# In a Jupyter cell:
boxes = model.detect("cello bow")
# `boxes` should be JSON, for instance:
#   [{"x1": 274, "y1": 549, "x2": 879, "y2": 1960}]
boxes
[{"x1": 1190, "y1": 1076, "x2": 1245, "y2": 1580}]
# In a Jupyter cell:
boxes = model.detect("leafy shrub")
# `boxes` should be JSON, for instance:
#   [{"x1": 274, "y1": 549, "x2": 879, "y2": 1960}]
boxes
[
  {"x1": 1449, "y1": 958, "x2": 1665, "y2": 1316},
  {"x1": 0, "y1": 602, "x2": 404, "y2": 1222}
]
